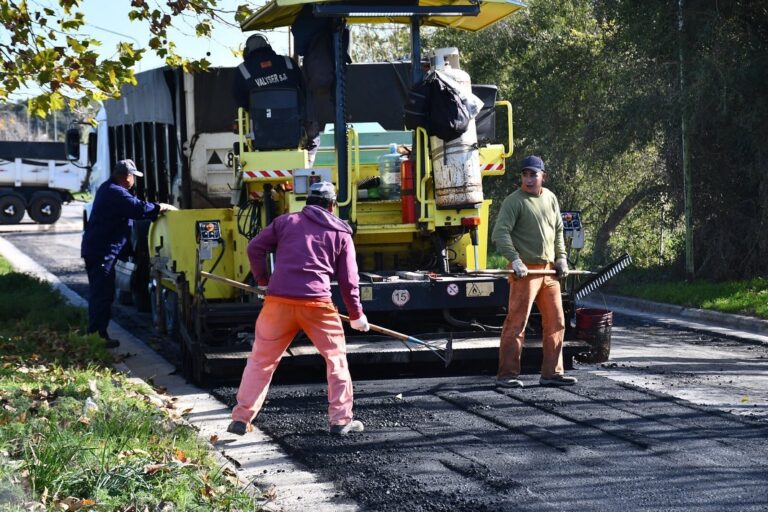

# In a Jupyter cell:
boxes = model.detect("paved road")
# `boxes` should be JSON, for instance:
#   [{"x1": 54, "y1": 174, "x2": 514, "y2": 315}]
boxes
[{"x1": 3, "y1": 202, "x2": 768, "y2": 511}]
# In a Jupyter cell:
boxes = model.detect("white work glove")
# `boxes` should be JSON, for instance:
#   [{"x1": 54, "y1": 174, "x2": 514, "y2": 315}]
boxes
[
  {"x1": 555, "y1": 258, "x2": 569, "y2": 279},
  {"x1": 158, "y1": 202, "x2": 178, "y2": 213},
  {"x1": 511, "y1": 258, "x2": 528, "y2": 278},
  {"x1": 350, "y1": 314, "x2": 370, "y2": 332}
]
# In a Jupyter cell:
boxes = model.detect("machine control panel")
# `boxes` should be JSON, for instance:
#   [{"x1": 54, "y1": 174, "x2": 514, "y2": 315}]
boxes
[
  {"x1": 197, "y1": 220, "x2": 222, "y2": 242},
  {"x1": 196, "y1": 220, "x2": 222, "y2": 261},
  {"x1": 561, "y1": 211, "x2": 584, "y2": 249}
]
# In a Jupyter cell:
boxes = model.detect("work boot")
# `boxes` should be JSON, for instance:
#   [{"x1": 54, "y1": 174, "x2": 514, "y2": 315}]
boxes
[
  {"x1": 330, "y1": 420, "x2": 365, "y2": 436},
  {"x1": 101, "y1": 336, "x2": 119, "y2": 349},
  {"x1": 227, "y1": 420, "x2": 252, "y2": 436},
  {"x1": 539, "y1": 374, "x2": 578, "y2": 387},
  {"x1": 495, "y1": 377, "x2": 524, "y2": 389}
]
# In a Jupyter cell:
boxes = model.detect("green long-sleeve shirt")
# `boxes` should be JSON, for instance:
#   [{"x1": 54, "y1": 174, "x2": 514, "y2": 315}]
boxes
[{"x1": 491, "y1": 187, "x2": 566, "y2": 264}]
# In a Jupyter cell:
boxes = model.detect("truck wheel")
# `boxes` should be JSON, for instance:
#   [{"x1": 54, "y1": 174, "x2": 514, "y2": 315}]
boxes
[
  {"x1": 0, "y1": 194, "x2": 26, "y2": 224},
  {"x1": 28, "y1": 192, "x2": 62, "y2": 224}
]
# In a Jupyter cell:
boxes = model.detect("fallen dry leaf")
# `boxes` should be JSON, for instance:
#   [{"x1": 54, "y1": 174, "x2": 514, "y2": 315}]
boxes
[
  {"x1": 263, "y1": 484, "x2": 278, "y2": 501},
  {"x1": 209, "y1": 434, "x2": 219, "y2": 444},
  {"x1": 143, "y1": 463, "x2": 168, "y2": 476},
  {"x1": 118, "y1": 449, "x2": 150, "y2": 460}
]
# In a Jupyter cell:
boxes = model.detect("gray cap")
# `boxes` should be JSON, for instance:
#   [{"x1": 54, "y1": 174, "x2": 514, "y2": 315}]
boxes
[
  {"x1": 114, "y1": 159, "x2": 143, "y2": 177},
  {"x1": 309, "y1": 181, "x2": 336, "y2": 201}
]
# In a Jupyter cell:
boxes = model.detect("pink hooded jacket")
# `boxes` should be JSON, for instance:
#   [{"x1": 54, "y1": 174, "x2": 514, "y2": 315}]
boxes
[{"x1": 247, "y1": 205, "x2": 363, "y2": 320}]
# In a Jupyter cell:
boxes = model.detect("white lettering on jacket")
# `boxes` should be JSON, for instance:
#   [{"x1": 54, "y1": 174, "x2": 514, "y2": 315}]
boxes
[{"x1": 253, "y1": 73, "x2": 289, "y2": 87}]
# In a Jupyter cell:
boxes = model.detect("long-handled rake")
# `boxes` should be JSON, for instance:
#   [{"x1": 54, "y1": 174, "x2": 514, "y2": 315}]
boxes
[
  {"x1": 466, "y1": 269, "x2": 596, "y2": 276},
  {"x1": 465, "y1": 252, "x2": 632, "y2": 301},
  {"x1": 200, "y1": 271, "x2": 453, "y2": 366},
  {"x1": 573, "y1": 252, "x2": 633, "y2": 300}
]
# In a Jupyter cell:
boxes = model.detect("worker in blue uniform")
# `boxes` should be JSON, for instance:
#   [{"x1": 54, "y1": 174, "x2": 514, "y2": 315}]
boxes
[{"x1": 81, "y1": 159, "x2": 175, "y2": 347}]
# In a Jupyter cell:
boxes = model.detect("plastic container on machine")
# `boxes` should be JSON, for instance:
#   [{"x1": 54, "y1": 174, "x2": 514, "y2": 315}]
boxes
[
  {"x1": 378, "y1": 143, "x2": 402, "y2": 200},
  {"x1": 429, "y1": 47, "x2": 483, "y2": 209}
]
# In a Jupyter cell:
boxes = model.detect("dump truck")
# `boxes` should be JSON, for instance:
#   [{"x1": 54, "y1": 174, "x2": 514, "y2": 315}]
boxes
[
  {"x1": 0, "y1": 140, "x2": 86, "y2": 224},
  {"x1": 138, "y1": 0, "x2": 628, "y2": 384}
]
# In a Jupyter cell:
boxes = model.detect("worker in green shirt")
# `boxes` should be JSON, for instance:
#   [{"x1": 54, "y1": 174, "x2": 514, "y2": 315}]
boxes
[{"x1": 491, "y1": 155, "x2": 578, "y2": 388}]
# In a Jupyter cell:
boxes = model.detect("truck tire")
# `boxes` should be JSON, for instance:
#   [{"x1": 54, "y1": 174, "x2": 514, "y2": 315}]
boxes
[
  {"x1": 0, "y1": 193, "x2": 26, "y2": 224},
  {"x1": 27, "y1": 192, "x2": 62, "y2": 224}
]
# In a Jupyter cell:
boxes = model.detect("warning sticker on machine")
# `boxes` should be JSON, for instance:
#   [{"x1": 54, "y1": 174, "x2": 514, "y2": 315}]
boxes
[
  {"x1": 466, "y1": 282, "x2": 494, "y2": 297},
  {"x1": 360, "y1": 286, "x2": 373, "y2": 301}
]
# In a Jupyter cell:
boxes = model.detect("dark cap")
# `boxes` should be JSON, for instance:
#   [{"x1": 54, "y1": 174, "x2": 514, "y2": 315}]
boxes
[
  {"x1": 114, "y1": 159, "x2": 143, "y2": 177},
  {"x1": 309, "y1": 181, "x2": 336, "y2": 201},
  {"x1": 245, "y1": 34, "x2": 270, "y2": 57},
  {"x1": 520, "y1": 155, "x2": 545, "y2": 173}
]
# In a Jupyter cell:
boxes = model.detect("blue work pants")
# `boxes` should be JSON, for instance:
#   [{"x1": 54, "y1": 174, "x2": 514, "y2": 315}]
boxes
[{"x1": 84, "y1": 258, "x2": 116, "y2": 338}]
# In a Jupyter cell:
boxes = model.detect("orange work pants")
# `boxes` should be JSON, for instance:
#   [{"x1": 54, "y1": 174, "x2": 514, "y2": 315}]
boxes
[
  {"x1": 498, "y1": 263, "x2": 565, "y2": 379},
  {"x1": 232, "y1": 296, "x2": 354, "y2": 426}
]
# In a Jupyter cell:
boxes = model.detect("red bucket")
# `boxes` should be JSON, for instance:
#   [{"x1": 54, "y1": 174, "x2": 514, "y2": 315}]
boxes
[{"x1": 575, "y1": 308, "x2": 613, "y2": 363}]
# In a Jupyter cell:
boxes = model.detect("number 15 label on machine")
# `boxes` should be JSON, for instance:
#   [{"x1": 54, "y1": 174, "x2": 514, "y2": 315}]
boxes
[{"x1": 392, "y1": 290, "x2": 411, "y2": 306}]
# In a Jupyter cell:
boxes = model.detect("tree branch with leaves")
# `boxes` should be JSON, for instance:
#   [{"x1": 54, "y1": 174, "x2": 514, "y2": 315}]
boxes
[{"x1": 0, "y1": 0, "x2": 253, "y2": 116}]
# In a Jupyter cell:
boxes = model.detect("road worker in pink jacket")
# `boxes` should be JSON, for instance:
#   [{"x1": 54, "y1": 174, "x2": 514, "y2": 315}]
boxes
[{"x1": 228, "y1": 181, "x2": 370, "y2": 437}]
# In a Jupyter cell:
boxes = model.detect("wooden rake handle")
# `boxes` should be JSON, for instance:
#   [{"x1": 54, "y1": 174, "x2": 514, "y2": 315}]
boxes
[{"x1": 199, "y1": 271, "x2": 451, "y2": 364}]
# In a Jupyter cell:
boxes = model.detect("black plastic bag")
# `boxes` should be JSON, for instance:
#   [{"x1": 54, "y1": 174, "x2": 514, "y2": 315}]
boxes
[{"x1": 403, "y1": 72, "x2": 471, "y2": 141}]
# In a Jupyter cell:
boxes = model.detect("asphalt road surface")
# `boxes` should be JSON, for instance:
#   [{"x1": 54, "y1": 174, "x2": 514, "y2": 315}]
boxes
[{"x1": 3, "y1": 202, "x2": 768, "y2": 511}]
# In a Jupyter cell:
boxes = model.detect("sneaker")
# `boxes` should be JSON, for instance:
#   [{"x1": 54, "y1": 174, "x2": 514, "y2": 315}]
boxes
[
  {"x1": 227, "y1": 420, "x2": 251, "y2": 436},
  {"x1": 495, "y1": 378, "x2": 524, "y2": 389},
  {"x1": 330, "y1": 420, "x2": 365, "y2": 436},
  {"x1": 540, "y1": 374, "x2": 578, "y2": 387}
]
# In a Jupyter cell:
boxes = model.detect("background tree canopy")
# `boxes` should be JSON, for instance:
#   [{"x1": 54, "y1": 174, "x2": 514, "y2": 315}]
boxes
[
  {"x1": 427, "y1": 0, "x2": 768, "y2": 280},
  {"x1": 0, "y1": 0, "x2": 253, "y2": 116},
  {"x1": 1, "y1": 0, "x2": 765, "y2": 281}
]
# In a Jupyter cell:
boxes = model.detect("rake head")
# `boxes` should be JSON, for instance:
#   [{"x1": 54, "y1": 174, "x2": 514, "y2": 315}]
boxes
[{"x1": 573, "y1": 252, "x2": 633, "y2": 301}]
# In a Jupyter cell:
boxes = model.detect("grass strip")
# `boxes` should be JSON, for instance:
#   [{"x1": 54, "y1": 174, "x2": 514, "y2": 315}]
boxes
[
  {"x1": 0, "y1": 267, "x2": 261, "y2": 510},
  {"x1": 613, "y1": 271, "x2": 768, "y2": 320}
]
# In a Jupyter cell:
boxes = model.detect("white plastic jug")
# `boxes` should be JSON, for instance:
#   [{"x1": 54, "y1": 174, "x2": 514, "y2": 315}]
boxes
[{"x1": 378, "y1": 143, "x2": 402, "y2": 200}]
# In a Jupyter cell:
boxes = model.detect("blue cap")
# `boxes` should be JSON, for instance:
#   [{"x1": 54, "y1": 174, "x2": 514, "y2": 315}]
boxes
[
  {"x1": 520, "y1": 155, "x2": 545, "y2": 173},
  {"x1": 309, "y1": 181, "x2": 336, "y2": 201},
  {"x1": 114, "y1": 159, "x2": 143, "y2": 177}
]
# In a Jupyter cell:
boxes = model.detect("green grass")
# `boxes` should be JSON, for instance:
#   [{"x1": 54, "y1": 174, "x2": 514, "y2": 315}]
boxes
[
  {"x1": 615, "y1": 274, "x2": 768, "y2": 320},
  {"x1": 486, "y1": 250, "x2": 508, "y2": 270},
  {"x1": 0, "y1": 256, "x2": 11, "y2": 275},
  {"x1": 0, "y1": 270, "x2": 261, "y2": 510},
  {"x1": 72, "y1": 191, "x2": 92, "y2": 202}
]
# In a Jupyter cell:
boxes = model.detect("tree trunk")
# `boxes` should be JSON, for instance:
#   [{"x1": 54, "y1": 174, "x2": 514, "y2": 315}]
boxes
[{"x1": 592, "y1": 183, "x2": 663, "y2": 264}]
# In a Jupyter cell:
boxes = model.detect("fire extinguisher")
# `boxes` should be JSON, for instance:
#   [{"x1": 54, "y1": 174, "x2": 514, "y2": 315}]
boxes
[{"x1": 401, "y1": 158, "x2": 416, "y2": 223}]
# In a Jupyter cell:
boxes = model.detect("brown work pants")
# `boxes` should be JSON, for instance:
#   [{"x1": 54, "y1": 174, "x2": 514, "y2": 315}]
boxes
[{"x1": 498, "y1": 263, "x2": 565, "y2": 379}]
